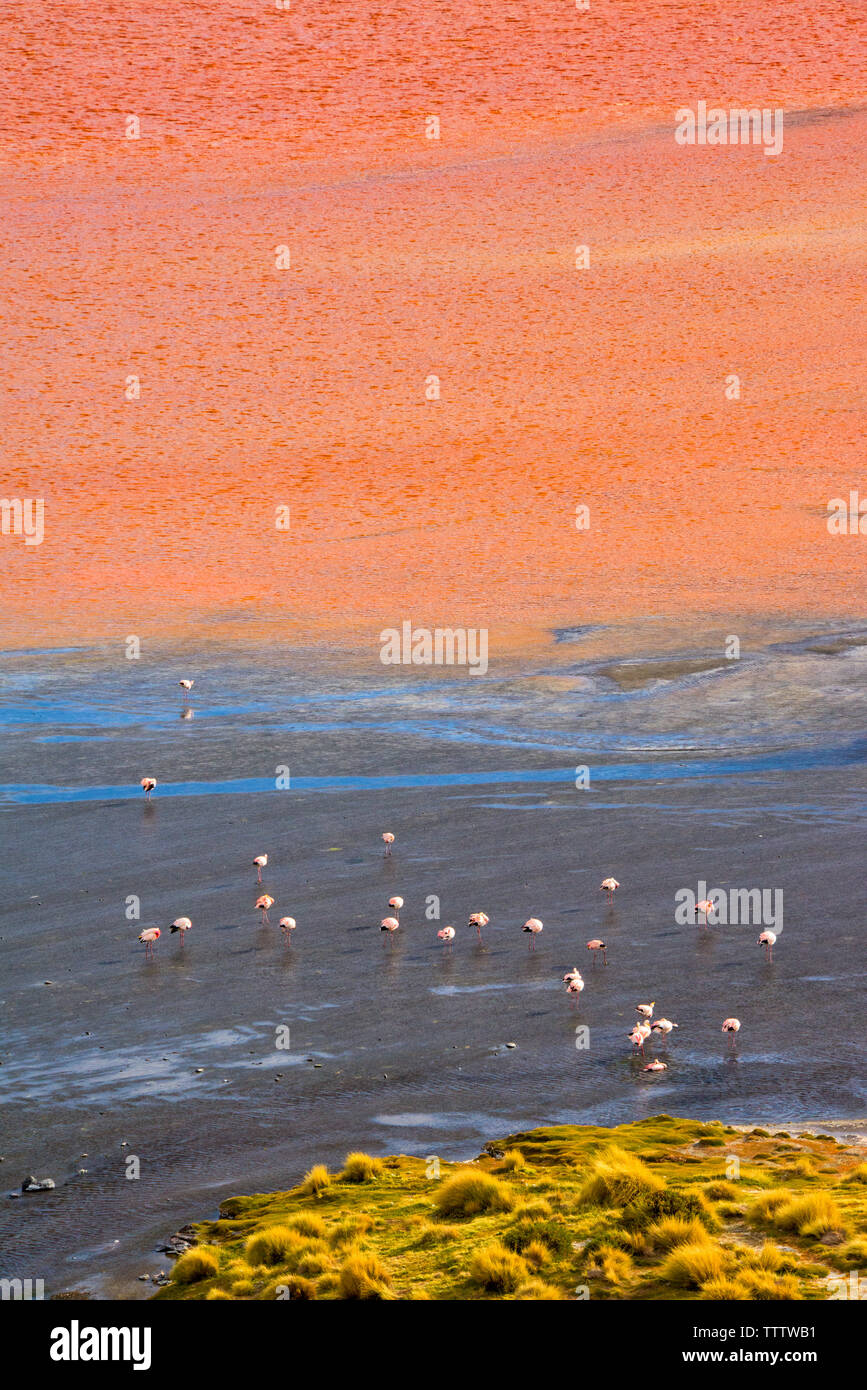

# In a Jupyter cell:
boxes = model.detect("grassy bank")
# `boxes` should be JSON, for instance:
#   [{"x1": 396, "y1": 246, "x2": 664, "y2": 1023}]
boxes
[{"x1": 153, "y1": 1115, "x2": 867, "y2": 1300}]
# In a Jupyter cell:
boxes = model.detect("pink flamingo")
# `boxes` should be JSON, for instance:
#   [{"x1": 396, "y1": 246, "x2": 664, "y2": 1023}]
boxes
[
  {"x1": 722, "y1": 1017, "x2": 741, "y2": 1048},
  {"x1": 522, "y1": 917, "x2": 543, "y2": 949},
  {"x1": 758, "y1": 930, "x2": 776, "y2": 961},
  {"x1": 138, "y1": 927, "x2": 160, "y2": 957},
  {"x1": 382, "y1": 832, "x2": 395, "y2": 857},
  {"x1": 140, "y1": 777, "x2": 156, "y2": 801},
  {"x1": 600, "y1": 877, "x2": 619, "y2": 899},
  {"x1": 253, "y1": 854, "x2": 268, "y2": 883},
  {"x1": 437, "y1": 926, "x2": 455, "y2": 949},
  {"x1": 380, "y1": 916, "x2": 400, "y2": 936},
  {"x1": 179, "y1": 679, "x2": 194, "y2": 694},
  {"x1": 643, "y1": 1059, "x2": 668, "y2": 1072},
  {"x1": 651, "y1": 1017, "x2": 678, "y2": 1037},
  {"x1": 628, "y1": 1024, "x2": 648, "y2": 1056},
  {"x1": 169, "y1": 917, "x2": 191, "y2": 945},
  {"x1": 586, "y1": 938, "x2": 607, "y2": 964},
  {"x1": 279, "y1": 916, "x2": 296, "y2": 943},
  {"x1": 635, "y1": 1001, "x2": 655, "y2": 1021},
  {"x1": 388, "y1": 896, "x2": 404, "y2": 919},
  {"x1": 468, "y1": 911, "x2": 489, "y2": 940},
  {"x1": 696, "y1": 898, "x2": 715, "y2": 925},
  {"x1": 566, "y1": 974, "x2": 584, "y2": 1002},
  {"x1": 256, "y1": 894, "x2": 275, "y2": 923}
]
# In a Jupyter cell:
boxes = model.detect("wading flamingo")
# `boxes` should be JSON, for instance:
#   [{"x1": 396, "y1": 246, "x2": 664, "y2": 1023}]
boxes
[
  {"x1": 279, "y1": 916, "x2": 296, "y2": 943},
  {"x1": 253, "y1": 854, "x2": 268, "y2": 883},
  {"x1": 522, "y1": 917, "x2": 543, "y2": 949},
  {"x1": 256, "y1": 894, "x2": 275, "y2": 923},
  {"x1": 382, "y1": 832, "x2": 395, "y2": 857},
  {"x1": 468, "y1": 912, "x2": 489, "y2": 939},
  {"x1": 586, "y1": 938, "x2": 607, "y2": 964},
  {"x1": 563, "y1": 967, "x2": 583, "y2": 984},
  {"x1": 138, "y1": 927, "x2": 160, "y2": 957},
  {"x1": 380, "y1": 916, "x2": 400, "y2": 935},
  {"x1": 140, "y1": 777, "x2": 156, "y2": 801},
  {"x1": 636, "y1": 1001, "x2": 655, "y2": 1020},
  {"x1": 388, "y1": 896, "x2": 404, "y2": 917},
  {"x1": 758, "y1": 930, "x2": 776, "y2": 961},
  {"x1": 566, "y1": 974, "x2": 584, "y2": 1001},
  {"x1": 169, "y1": 917, "x2": 191, "y2": 944},
  {"x1": 437, "y1": 926, "x2": 455, "y2": 949},
  {"x1": 600, "y1": 877, "x2": 619, "y2": 899},
  {"x1": 651, "y1": 1018, "x2": 678, "y2": 1037},
  {"x1": 722, "y1": 1017, "x2": 741, "y2": 1047},
  {"x1": 643, "y1": 1059, "x2": 668, "y2": 1072},
  {"x1": 696, "y1": 898, "x2": 716, "y2": 925},
  {"x1": 628, "y1": 1025, "x2": 647, "y2": 1056},
  {"x1": 179, "y1": 680, "x2": 194, "y2": 694}
]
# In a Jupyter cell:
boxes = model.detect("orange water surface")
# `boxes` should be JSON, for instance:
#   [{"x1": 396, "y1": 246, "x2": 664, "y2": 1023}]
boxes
[{"x1": 1, "y1": 2, "x2": 865, "y2": 652}]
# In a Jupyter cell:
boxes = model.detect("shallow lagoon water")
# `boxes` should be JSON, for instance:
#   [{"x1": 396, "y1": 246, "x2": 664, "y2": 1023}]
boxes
[{"x1": 0, "y1": 627, "x2": 865, "y2": 1296}]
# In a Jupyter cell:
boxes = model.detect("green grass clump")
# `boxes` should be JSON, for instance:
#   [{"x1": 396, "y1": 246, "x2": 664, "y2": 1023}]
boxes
[
  {"x1": 504, "y1": 1214, "x2": 572, "y2": 1257},
  {"x1": 206, "y1": 1288, "x2": 232, "y2": 1300},
  {"x1": 469, "y1": 1243, "x2": 528, "y2": 1292},
  {"x1": 338, "y1": 1248, "x2": 393, "y2": 1300},
  {"x1": 326, "y1": 1215, "x2": 374, "y2": 1248},
  {"x1": 231, "y1": 1278, "x2": 255, "y2": 1296},
  {"x1": 434, "y1": 1169, "x2": 515, "y2": 1218},
  {"x1": 300, "y1": 1164, "x2": 332, "y2": 1197},
  {"x1": 340, "y1": 1152, "x2": 384, "y2": 1183},
  {"x1": 578, "y1": 1146, "x2": 664, "y2": 1208},
  {"x1": 659, "y1": 1241, "x2": 729, "y2": 1288},
  {"x1": 830, "y1": 1237, "x2": 867, "y2": 1270},
  {"x1": 171, "y1": 1246, "x2": 220, "y2": 1284}
]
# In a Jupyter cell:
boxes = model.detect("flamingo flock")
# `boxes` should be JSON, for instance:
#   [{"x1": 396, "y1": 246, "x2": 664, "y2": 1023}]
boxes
[{"x1": 135, "y1": 693, "x2": 766, "y2": 1073}]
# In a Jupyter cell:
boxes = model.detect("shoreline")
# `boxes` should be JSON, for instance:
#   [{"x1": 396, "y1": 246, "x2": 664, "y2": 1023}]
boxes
[{"x1": 148, "y1": 1114, "x2": 867, "y2": 1302}]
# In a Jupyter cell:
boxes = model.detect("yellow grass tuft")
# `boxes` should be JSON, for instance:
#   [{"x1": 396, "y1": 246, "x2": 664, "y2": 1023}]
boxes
[
  {"x1": 598, "y1": 1245, "x2": 634, "y2": 1287},
  {"x1": 772, "y1": 1192, "x2": 845, "y2": 1238},
  {"x1": 647, "y1": 1217, "x2": 712, "y2": 1251},
  {"x1": 171, "y1": 1246, "x2": 220, "y2": 1284},
  {"x1": 469, "y1": 1243, "x2": 529, "y2": 1293},
  {"x1": 501, "y1": 1149, "x2": 527, "y2": 1173},
  {"x1": 340, "y1": 1152, "x2": 384, "y2": 1183},
  {"x1": 659, "y1": 1241, "x2": 729, "y2": 1288},
  {"x1": 578, "y1": 1146, "x2": 665, "y2": 1208},
  {"x1": 299, "y1": 1164, "x2": 332, "y2": 1197},
  {"x1": 434, "y1": 1169, "x2": 515, "y2": 1218},
  {"x1": 514, "y1": 1278, "x2": 566, "y2": 1300},
  {"x1": 732, "y1": 1270, "x2": 803, "y2": 1300},
  {"x1": 338, "y1": 1248, "x2": 393, "y2": 1299},
  {"x1": 244, "y1": 1226, "x2": 305, "y2": 1268}
]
